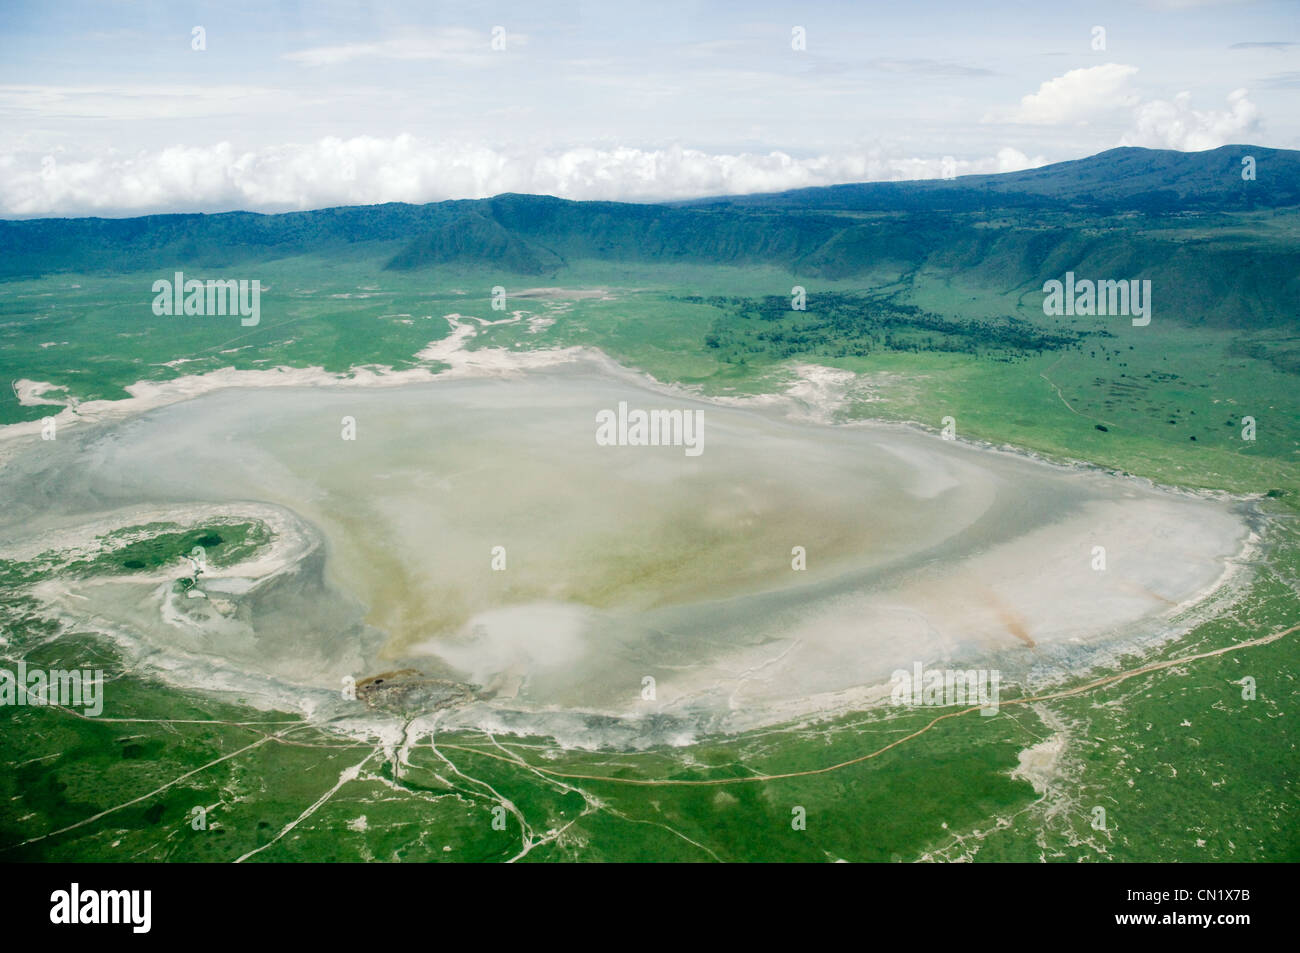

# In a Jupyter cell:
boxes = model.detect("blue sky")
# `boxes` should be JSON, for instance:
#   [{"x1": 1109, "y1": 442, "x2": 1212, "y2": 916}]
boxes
[{"x1": 1, "y1": 0, "x2": 1296, "y2": 215}]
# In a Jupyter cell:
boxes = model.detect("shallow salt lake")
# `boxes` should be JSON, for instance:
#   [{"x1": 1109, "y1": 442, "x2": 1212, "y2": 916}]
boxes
[{"x1": 0, "y1": 361, "x2": 1249, "y2": 732}]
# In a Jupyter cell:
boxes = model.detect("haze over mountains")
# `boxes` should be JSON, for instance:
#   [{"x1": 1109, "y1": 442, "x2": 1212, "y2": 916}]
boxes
[{"x1": 3, "y1": 145, "x2": 1297, "y2": 329}]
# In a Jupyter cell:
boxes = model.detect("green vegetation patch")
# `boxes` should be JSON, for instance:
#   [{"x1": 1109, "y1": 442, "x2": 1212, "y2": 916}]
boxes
[
  {"x1": 0, "y1": 520, "x2": 272, "y2": 588},
  {"x1": 692, "y1": 290, "x2": 1091, "y2": 365}
]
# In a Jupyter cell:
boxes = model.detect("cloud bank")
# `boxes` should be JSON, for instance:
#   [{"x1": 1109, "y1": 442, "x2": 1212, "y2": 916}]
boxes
[
  {"x1": 0, "y1": 140, "x2": 1045, "y2": 217},
  {"x1": 1121, "y1": 88, "x2": 1261, "y2": 151},
  {"x1": 996, "y1": 63, "x2": 1262, "y2": 151}
]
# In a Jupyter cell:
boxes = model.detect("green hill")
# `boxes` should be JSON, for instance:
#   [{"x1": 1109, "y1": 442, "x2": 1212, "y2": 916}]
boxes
[
  {"x1": 2, "y1": 145, "x2": 1297, "y2": 329},
  {"x1": 687, "y1": 145, "x2": 1300, "y2": 212}
]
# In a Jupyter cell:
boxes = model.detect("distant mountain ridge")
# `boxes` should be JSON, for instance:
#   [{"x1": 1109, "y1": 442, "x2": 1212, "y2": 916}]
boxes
[
  {"x1": 2, "y1": 145, "x2": 1297, "y2": 329},
  {"x1": 683, "y1": 145, "x2": 1300, "y2": 211}
]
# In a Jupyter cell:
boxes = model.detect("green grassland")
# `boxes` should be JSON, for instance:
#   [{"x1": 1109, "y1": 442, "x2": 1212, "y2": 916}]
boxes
[
  {"x1": 8, "y1": 249, "x2": 1294, "y2": 488},
  {"x1": 1, "y1": 531, "x2": 1293, "y2": 862},
  {"x1": 0, "y1": 241, "x2": 1296, "y2": 862}
]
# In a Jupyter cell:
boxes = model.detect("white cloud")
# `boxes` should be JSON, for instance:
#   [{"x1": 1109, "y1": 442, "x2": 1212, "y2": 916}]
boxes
[
  {"x1": 0, "y1": 137, "x2": 1048, "y2": 217},
  {"x1": 1120, "y1": 88, "x2": 1261, "y2": 150},
  {"x1": 284, "y1": 29, "x2": 526, "y2": 67},
  {"x1": 1004, "y1": 63, "x2": 1140, "y2": 124},
  {"x1": 885, "y1": 148, "x2": 1044, "y2": 181},
  {"x1": 994, "y1": 65, "x2": 1266, "y2": 153}
]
